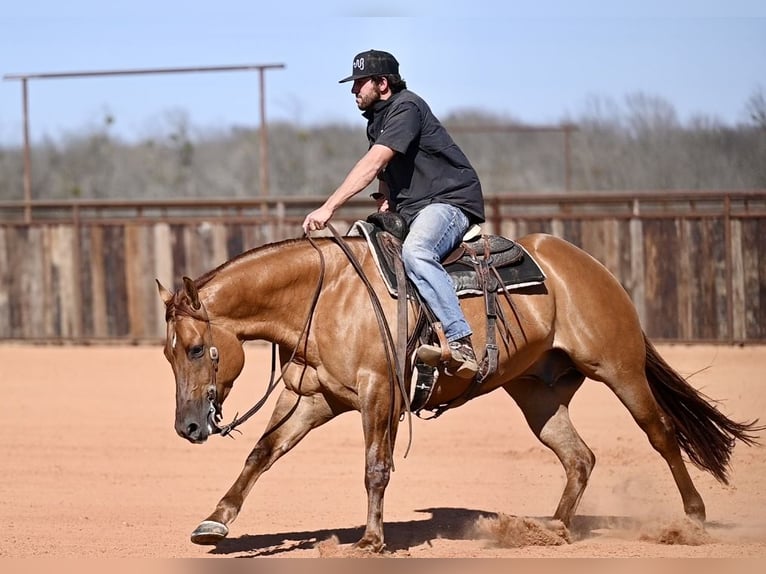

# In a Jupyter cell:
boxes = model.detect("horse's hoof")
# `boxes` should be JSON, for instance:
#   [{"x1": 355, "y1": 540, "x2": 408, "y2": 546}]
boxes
[
  {"x1": 354, "y1": 537, "x2": 385, "y2": 553},
  {"x1": 190, "y1": 520, "x2": 229, "y2": 545}
]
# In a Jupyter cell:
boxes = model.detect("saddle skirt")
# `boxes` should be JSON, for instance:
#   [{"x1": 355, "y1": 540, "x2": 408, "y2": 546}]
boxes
[{"x1": 349, "y1": 220, "x2": 546, "y2": 297}]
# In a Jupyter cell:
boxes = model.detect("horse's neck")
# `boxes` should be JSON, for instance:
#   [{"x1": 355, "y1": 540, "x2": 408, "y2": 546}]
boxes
[{"x1": 202, "y1": 239, "x2": 355, "y2": 345}]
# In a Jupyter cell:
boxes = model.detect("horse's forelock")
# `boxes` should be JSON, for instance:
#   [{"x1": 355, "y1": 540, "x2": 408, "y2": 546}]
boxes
[{"x1": 165, "y1": 291, "x2": 199, "y2": 322}]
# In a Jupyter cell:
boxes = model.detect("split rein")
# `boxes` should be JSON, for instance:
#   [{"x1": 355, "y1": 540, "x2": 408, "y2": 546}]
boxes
[
  {"x1": 211, "y1": 238, "x2": 326, "y2": 439},
  {"x1": 202, "y1": 224, "x2": 412, "y2": 459}
]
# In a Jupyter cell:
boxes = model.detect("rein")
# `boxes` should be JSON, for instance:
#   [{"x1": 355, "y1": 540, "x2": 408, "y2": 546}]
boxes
[
  {"x1": 216, "y1": 343, "x2": 280, "y2": 438},
  {"x1": 177, "y1": 227, "x2": 413, "y2": 458},
  {"x1": 324, "y1": 223, "x2": 413, "y2": 460},
  {"x1": 214, "y1": 237, "x2": 327, "y2": 438}
]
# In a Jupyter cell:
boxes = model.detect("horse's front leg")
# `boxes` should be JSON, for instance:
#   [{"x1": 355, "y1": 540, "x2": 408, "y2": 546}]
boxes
[
  {"x1": 355, "y1": 378, "x2": 401, "y2": 552},
  {"x1": 191, "y1": 387, "x2": 339, "y2": 544}
]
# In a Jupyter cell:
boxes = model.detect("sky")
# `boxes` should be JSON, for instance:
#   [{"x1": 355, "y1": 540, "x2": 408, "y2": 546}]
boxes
[{"x1": 1, "y1": 1, "x2": 765, "y2": 146}]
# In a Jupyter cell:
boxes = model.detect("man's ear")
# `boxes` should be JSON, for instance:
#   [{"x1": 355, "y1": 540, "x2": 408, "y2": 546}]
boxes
[{"x1": 377, "y1": 76, "x2": 390, "y2": 95}]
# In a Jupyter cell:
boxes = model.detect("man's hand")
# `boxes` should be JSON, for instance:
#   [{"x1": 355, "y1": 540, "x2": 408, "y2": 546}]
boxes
[{"x1": 302, "y1": 205, "x2": 334, "y2": 233}]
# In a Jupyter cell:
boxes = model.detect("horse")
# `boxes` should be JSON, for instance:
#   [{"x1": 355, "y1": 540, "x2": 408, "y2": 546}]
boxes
[{"x1": 156, "y1": 230, "x2": 761, "y2": 552}]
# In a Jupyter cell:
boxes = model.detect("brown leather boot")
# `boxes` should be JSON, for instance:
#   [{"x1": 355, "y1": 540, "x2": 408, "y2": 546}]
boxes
[{"x1": 416, "y1": 336, "x2": 479, "y2": 379}]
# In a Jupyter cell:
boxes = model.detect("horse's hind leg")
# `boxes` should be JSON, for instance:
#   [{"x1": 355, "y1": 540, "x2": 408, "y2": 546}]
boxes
[
  {"x1": 598, "y1": 368, "x2": 706, "y2": 522},
  {"x1": 505, "y1": 371, "x2": 594, "y2": 527},
  {"x1": 191, "y1": 386, "x2": 342, "y2": 544}
]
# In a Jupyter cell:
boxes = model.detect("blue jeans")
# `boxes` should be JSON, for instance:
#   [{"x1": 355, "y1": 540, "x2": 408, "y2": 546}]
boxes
[{"x1": 401, "y1": 203, "x2": 472, "y2": 342}]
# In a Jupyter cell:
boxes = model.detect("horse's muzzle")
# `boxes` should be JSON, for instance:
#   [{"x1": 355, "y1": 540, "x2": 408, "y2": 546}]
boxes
[
  {"x1": 177, "y1": 417, "x2": 211, "y2": 444},
  {"x1": 175, "y1": 394, "x2": 221, "y2": 443}
]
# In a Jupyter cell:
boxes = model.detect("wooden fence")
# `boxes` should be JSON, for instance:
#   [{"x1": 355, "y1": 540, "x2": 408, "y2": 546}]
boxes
[{"x1": 0, "y1": 190, "x2": 764, "y2": 343}]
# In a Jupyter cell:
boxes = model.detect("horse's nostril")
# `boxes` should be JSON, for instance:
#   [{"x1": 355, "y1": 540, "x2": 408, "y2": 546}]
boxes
[{"x1": 186, "y1": 422, "x2": 199, "y2": 436}]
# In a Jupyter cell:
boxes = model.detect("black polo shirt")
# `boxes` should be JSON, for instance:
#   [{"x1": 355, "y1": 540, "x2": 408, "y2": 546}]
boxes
[{"x1": 363, "y1": 89, "x2": 485, "y2": 225}]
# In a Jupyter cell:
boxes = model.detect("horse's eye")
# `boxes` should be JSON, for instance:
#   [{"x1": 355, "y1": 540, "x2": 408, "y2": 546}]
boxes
[{"x1": 188, "y1": 345, "x2": 205, "y2": 359}]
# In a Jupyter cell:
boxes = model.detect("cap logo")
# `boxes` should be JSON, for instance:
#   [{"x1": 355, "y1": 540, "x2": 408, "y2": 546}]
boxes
[{"x1": 339, "y1": 50, "x2": 397, "y2": 83}]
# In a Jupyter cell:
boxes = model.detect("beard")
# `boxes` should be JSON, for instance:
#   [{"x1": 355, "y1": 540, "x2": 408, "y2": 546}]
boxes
[{"x1": 356, "y1": 83, "x2": 382, "y2": 111}]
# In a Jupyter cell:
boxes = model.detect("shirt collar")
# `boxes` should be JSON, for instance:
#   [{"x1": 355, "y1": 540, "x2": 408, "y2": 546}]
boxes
[{"x1": 362, "y1": 92, "x2": 399, "y2": 121}]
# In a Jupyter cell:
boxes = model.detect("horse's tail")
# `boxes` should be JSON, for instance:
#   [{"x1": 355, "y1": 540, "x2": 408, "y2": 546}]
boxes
[{"x1": 643, "y1": 334, "x2": 764, "y2": 484}]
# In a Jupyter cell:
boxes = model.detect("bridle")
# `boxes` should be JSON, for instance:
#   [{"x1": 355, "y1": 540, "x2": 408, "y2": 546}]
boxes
[
  {"x1": 167, "y1": 295, "x2": 222, "y2": 433},
  {"x1": 166, "y1": 240, "x2": 327, "y2": 439},
  {"x1": 165, "y1": 226, "x2": 413, "y2": 458}
]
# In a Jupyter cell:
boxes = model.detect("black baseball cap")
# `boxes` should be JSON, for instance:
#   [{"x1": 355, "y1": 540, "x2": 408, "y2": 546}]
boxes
[{"x1": 339, "y1": 49, "x2": 399, "y2": 83}]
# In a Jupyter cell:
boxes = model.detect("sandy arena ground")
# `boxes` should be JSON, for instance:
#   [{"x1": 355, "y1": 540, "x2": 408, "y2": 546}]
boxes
[{"x1": 1, "y1": 343, "x2": 765, "y2": 561}]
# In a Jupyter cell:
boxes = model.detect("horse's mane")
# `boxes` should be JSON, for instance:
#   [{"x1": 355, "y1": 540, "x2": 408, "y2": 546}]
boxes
[
  {"x1": 194, "y1": 236, "x2": 357, "y2": 289},
  {"x1": 164, "y1": 238, "x2": 308, "y2": 320}
]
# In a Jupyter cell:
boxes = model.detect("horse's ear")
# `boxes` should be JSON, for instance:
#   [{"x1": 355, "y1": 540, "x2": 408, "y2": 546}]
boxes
[
  {"x1": 182, "y1": 276, "x2": 201, "y2": 310},
  {"x1": 156, "y1": 279, "x2": 174, "y2": 306}
]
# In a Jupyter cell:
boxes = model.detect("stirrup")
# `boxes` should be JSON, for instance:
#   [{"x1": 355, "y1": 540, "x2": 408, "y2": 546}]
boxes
[
  {"x1": 451, "y1": 355, "x2": 479, "y2": 379},
  {"x1": 416, "y1": 342, "x2": 478, "y2": 380}
]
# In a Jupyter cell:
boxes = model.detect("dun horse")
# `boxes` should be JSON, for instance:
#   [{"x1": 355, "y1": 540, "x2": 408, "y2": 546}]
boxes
[{"x1": 157, "y1": 231, "x2": 760, "y2": 552}]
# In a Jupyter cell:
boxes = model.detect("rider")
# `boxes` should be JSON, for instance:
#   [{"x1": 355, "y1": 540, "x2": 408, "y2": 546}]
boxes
[{"x1": 302, "y1": 49, "x2": 485, "y2": 379}]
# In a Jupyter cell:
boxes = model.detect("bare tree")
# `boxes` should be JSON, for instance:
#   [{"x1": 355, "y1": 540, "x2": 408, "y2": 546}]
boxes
[{"x1": 745, "y1": 86, "x2": 766, "y2": 129}]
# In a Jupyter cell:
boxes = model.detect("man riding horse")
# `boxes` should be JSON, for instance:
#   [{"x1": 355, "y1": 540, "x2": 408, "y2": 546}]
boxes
[{"x1": 302, "y1": 49, "x2": 484, "y2": 379}]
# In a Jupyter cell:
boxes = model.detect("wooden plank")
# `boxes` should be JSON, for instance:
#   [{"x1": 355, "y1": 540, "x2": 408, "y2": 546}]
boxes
[
  {"x1": 751, "y1": 218, "x2": 766, "y2": 339},
  {"x1": 49, "y1": 225, "x2": 77, "y2": 337},
  {"x1": 644, "y1": 218, "x2": 681, "y2": 339},
  {"x1": 139, "y1": 225, "x2": 158, "y2": 339},
  {"x1": 195, "y1": 222, "x2": 217, "y2": 275},
  {"x1": 629, "y1": 217, "x2": 645, "y2": 326},
  {"x1": 0, "y1": 228, "x2": 9, "y2": 337},
  {"x1": 580, "y1": 219, "x2": 607, "y2": 269},
  {"x1": 226, "y1": 223, "x2": 245, "y2": 259},
  {"x1": 617, "y1": 220, "x2": 633, "y2": 294},
  {"x1": 153, "y1": 223, "x2": 174, "y2": 338},
  {"x1": 41, "y1": 226, "x2": 55, "y2": 337},
  {"x1": 709, "y1": 219, "x2": 728, "y2": 340},
  {"x1": 124, "y1": 225, "x2": 144, "y2": 339},
  {"x1": 500, "y1": 220, "x2": 518, "y2": 240},
  {"x1": 103, "y1": 225, "x2": 129, "y2": 336},
  {"x1": 562, "y1": 219, "x2": 582, "y2": 251},
  {"x1": 676, "y1": 220, "x2": 693, "y2": 340},
  {"x1": 759, "y1": 218, "x2": 766, "y2": 340},
  {"x1": 89, "y1": 226, "x2": 108, "y2": 338},
  {"x1": 22, "y1": 228, "x2": 46, "y2": 338},
  {"x1": 664, "y1": 219, "x2": 681, "y2": 340},
  {"x1": 6, "y1": 227, "x2": 23, "y2": 337},
  {"x1": 603, "y1": 219, "x2": 621, "y2": 279},
  {"x1": 690, "y1": 218, "x2": 727, "y2": 340},
  {"x1": 183, "y1": 225, "x2": 204, "y2": 279},
  {"x1": 170, "y1": 224, "x2": 187, "y2": 284},
  {"x1": 79, "y1": 226, "x2": 94, "y2": 337},
  {"x1": 642, "y1": 220, "x2": 662, "y2": 336},
  {"x1": 211, "y1": 223, "x2": 229, "y2": 268},
  {"x1": 549, "y1": 219, "x2": 565, "y2": 241},
  {"x1": 740, "y1": 220, "x2": 758, "y2": 338},
  {"x1": 687, "y1": 220, "x2": 709, "y2": 339},
  {"x1": 730, "y1": 220, "x2": 746, "y2": 341}
]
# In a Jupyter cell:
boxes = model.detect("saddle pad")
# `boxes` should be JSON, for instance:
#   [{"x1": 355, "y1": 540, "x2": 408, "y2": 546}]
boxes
[{"x1": 349, "y1": 221, "x2": 546, "y2": 297}]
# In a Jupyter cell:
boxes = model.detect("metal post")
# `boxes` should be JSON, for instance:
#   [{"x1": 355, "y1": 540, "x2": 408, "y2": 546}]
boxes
[
  {"x1": 21, "y1": 78, "x2": 32, "y2": 223},
  {"x1": 4, "y1": 63, "x2": 285, "y2": 221},
  {"x1": 564, "y1": 125, "x2": 572, "y2": 191},
  {"x1": 258, "y1": 67, "x2": 269, "y2": 213}
]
